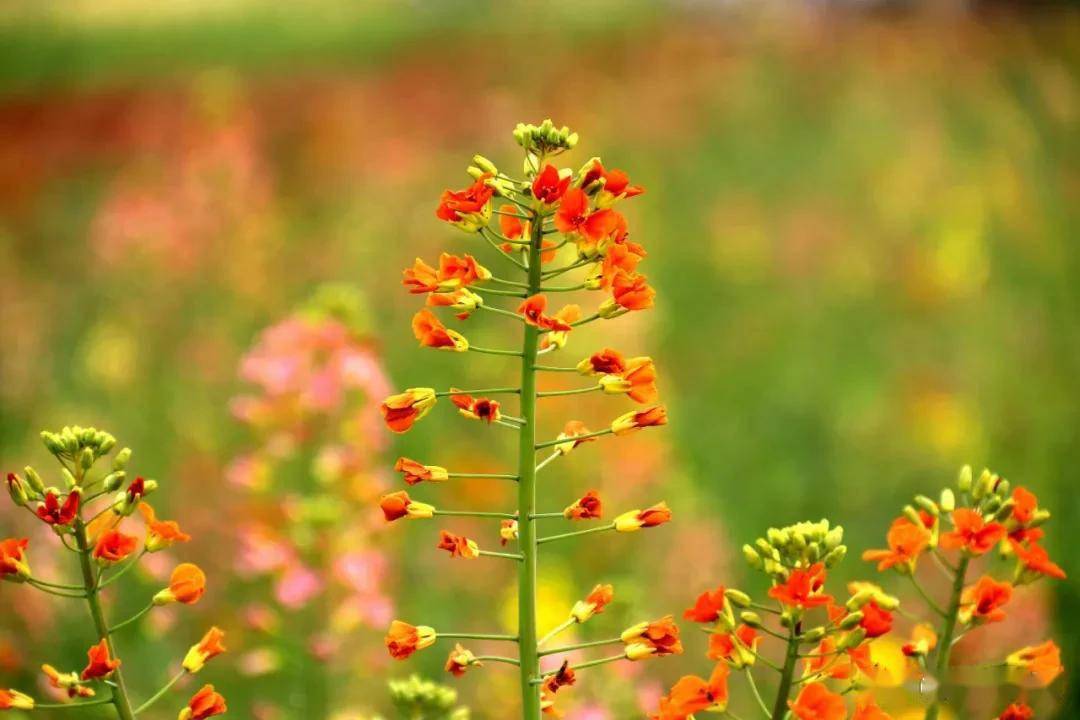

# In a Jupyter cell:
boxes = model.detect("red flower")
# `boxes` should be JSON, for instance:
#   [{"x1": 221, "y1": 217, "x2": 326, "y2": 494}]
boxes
[
  {"x1": 412, "y1": 309, "x2": 468, "y2": 352},
  {"x1": 789, "y1": 682, "x2": 846, "y2": 720},
  {"x1": 579, "y1": 348, "x2": 627, "y2": 375},
  {"x1": 437, "y1": 252, "x2": 490, "y2": 286},
  {"x1": 581, "y1": 159, "x2": 645, "y2": 201},
  {"x1": 707, "y1": 624, "x2": 759, "y2": 663},
  {"x1": 379, "y1": 491, "x2": 434, "y2": 522},
  {"x1": 599, "y1": 356, "x2": 659, "y2": 404},
  {"x1": 940, "y1": 509, "x2": 1006, "y2": 555},
  {"x1": 852, "y1": 694, "x2": 892, "y2": 720},
  {"x1": 436, "y1": 530, "x2": 479, "y2": 559},
  {"x1": 0, "y1": 538, "x2": 30, "y2": 579},
  {"x1": 518, "y1": 294, "x2": 573, "y2": 332},
  {"x1": 499, "y1": 204, "x2": 527, "y2": 240},
  {"x1": 1011, "y1": 540, "x2": 1067, "y2": 580},
  {"x1": 81, "y1": 639, "x2": 120, "y2": 680},
  {"x1": 607, "y1": 270, "x2": 655, "y2": 312},
  {"x1": 155, "y1": 563, "x2": 207, "y2": 605},
  {"x1": 563, "y1": 490, "x2": 603, "y2": 520},
  {"x1": 553, "y1": 188, "x2": 617, "y2": 242},
  {"x1": 35, "y1": 490, "x2": 80, "y2": 526},
  {"x1": 138, "y1": 502, "x2": 192, "y2": 552},
  {"x1": 768, "y1": 563, "x2": 833, "y2": 609},
  {"x1": 1011, "y1": 487, "x2": 1038, "y2": 525},
  {"x1": 435, "y1": 175, "x2": 494, "y2": 231},
  {"x1": 125, "y1": 476, "x2": 146, "y2": 503},
  {"x1": 570, "y1": 583, "x2": 614, "y2": 623},
  {"x1": 997, "y1": 702, "x2": 1034, "y2": 720},
  {"x1": 93, "y1": 529, "x2": 139, "y2": 565},
  {"x1": 859, "y1": 600, "x2": 893, "y2": 638},
  {"x1": 183, "y1": 627, "x2": 227, "y2": 673},
  {"x1": 683, "y1": 586, "x2": 726, "y2": 623},
  {"x1": 450, "y1": 391, "x2": 502, "y2": 424},
  {"x1": 179, "y1": 685, "x2": 227, "y2": 720},
  {"x1": 532, "y1": 164, "x2": 571, "y2": 205},
  {"x1": 960, "y1": 575, "x2": 1012, "y2": 624}
]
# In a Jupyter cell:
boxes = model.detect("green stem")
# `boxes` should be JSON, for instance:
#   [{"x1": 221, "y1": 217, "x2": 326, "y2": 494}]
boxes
[
  {"x1": 770, "y1": 627, "x2": 800, "y2": 720},
  {"x1": 534, "y1": 453, "x2": 560, "y2": 474},
  {"x1": 437, "y1": 632, "x2": 518, "y2": 641},
  {"x1": 537, "y1": 618, "x2": 576, "y2": 647},
  {"x1": 132, "y1": 670, "x2": 185, "y2": 714},
  {"x1": 108, "y1": 602, "x2": 154, "y2": 633},
  {"x1": 447, "y1": 472, "x2": 519, "y2": 480},
  {"x1": 925, "y1": 555, "x2": 969, "y2": 720},
  {"x1": 535, "y1": 428, "x2": 613, "y2": 450},
  {"x1": 478, "y1": 550, "x2": 524, "y2": 561},
  {"x1": 538, "y1": 637, "x2": 623, "y2": 657},
  {"x1": 517, "y1": 206, "x2": 543, "y2": 719},
  {"x1": 536, "y1": 385, "x2": 601, "y2": 398},
  {"x1": 98, "y1": 550, "x2": 147, "y2": 589},
  {"x1": 30, "y1": 699, "x2": 114, "y2": 710},
  {"x1": 434, "y1": 510, "x2": 517, "y2": 519},
  {"x1": 540, "y1": 653, "x2": 624, "y2": 677},
  {"x1": 470, "y1": 346, "x2": 523, "y2": 357},
  {"x1": 474, "y1": 286, "x2": 528, "y2": 298},
  {"x1": 436, "y1": 387, "x2": 520, "y2": 397},
  {"x1": 745, "y1": 669, "x2": 772, "y2": 718},
  {"x1": 74, "y1": 520, "x2": 136, "y2": 720},
  {"x1": 532, "y1": 365, "x2": 578, "y2": 372},
  {"x1": 475, "y1": 655, "x2": 521, "y2": 666},
  {"x1": 537, "y1": 523, "x2": 616, "y2": 545}
]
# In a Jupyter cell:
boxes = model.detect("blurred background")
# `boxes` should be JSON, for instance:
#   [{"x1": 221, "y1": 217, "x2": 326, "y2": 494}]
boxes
[{"x1": 0, "y1": 1, "x2": 1077, "y2": 718}]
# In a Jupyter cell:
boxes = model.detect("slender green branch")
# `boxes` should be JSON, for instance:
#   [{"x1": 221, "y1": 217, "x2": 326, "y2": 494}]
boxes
[
  {"x1": 475, "y1": 655, "x2": 521, "y2": 666},
  {"x1": 925, "y1": 556, "x2": 970, "y2": 720},
  {"x1": 26, "y1": 580, "x2": 86, "y2": 599},
  {"x1": 28, "y1": 699, "x2": 114, "y2": 710},
  {"x1": 537, "y1": 618, "x2": 576, "y2": 648},
  {"x1": 448, "y1": 472, "x2": 519, "y2": 481},
  {"x1": 745, "y1": 669, "x2": 772, "y2": 718},
  {"x1": 534, "y1": 452, "x2": 560, "y2": 474},
  {"x1": 541, "y1": 258, "x2": 592, "y2": 278},
  {"x1": 478, "y1": 550, "x2": 524, "y2": 561},
  {"x1": 479, "y1": 304, "x2": 528, "y2": 322},
  {"x1": 132, "y1": 670, "x2": 186, "y2": 714},
  {"x1": 434, "y1": 510, "x2": 517, "y2": 519},
  {"x1": 475, "y1": 286, "x2": 528, "y2": 298},
  {"x1": 488, "y1": 276, "x2": 530, "y2": 289},
  {"x1": 470, "y1": 346, "x2": 524, "y2": 357},
  {"x1": 536, "y1": 385, "x2": 601, "y2": 398},
  {"x1": 540, "y1": 283, "x2": 587, "y2": 293},
  {"x1": 438, "y1": 632, "x2": 518, "y2": 642},
  {"x1": 436, "y1": 387, "x2": 521, "y2": 397},
  {"x1": 532, "y1": 364, "x2": 579, "y2": 372},
  {"x1": 537, "y1": 523, "x2": 616, "y2": 545},
  {"x1": 108, "y1": 602, "x2": 154, "y2": 633},
  {"x1": 98, "y1": 550, "x2": 147, "y2": 589},
  {"x1": 27, "y1": 577, "x2": 85, "y2": 591},
  {"x1": 538, "y1": 637, "x2": 622, "y2": 657},
  {"x1": 539, "y1": 653, "x2": 624, "y2": 678},
  {"x1": 480, "y1": 228, "x2": 528, "y2": 270},
  {"x1": 530, "y1": 512, "x2": 565, "y2": 519},
  {"x1": 770, "y1": 627, "x2": 800, "y2": 720},
  {"x1": 535, "y1": 428, "x2": 613, "y2": 450},
  {"x1": 570, "y1": 313, "x2": 602, "y2": 328},
  {"x1": 908, "y1": 575, "x2": 948, "y2": 617}
]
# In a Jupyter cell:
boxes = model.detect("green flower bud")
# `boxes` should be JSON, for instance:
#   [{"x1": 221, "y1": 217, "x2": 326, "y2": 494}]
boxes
[
  {"x1": 940, "y1": 488, "x2": 956, "y2": 513},
  {"x1": 902, "y1": 504, "x2": 923, "y2": 526},
  {"x1": 471, "y1": 154, "x2": 498, "y2": 175},
  {"x1": 823, "y1": 545, "x2": 846, "y2": 568},
  {"x1": 23, "y1": 466, "x2": 45, "y2": 494},
  {"x1": 103, "y1": 471, "x2": 126, "y2": 492},
  {"x1": 914, "y1": 495, "x2": 939, "y2": 517},
  {"x1": 994, "y1": 499, "x2": 1016, "y2": 522},
  {"x1": 61, "y1": 468, "x2": 77, "y2": 489},
  {"x1": 755, "y1": 538, "x2": 773, "y2": 556},
  {"x1": 995, "y1": 479, "x2": 1010, "y2": 498},
  {"x1": 41, "y1": 431, "x2": 65, "y2": 455},
  {"x1": 725, "y1": 589, "x2": 752, "y2": 608},
  {"x1": 824, "y1": 526, "x2": 844, "y2": 550},
  {"x1": 79, "y1": 447, "x2": 94, "y2": 470},
  {"x1": 113, "y1": 447, "x2": 132, "y2": 471},
  {"x1": 6, "y1": 473, "x2": 29, "y2": 506},
  {"x1": 742, "y1": 544, "x2": 763, "y2": 568},
  {"x1": 839, "y1": 612, "x2": 864, "y2": 630},
  {"x1": 801, "y1": 626, "x2": 826, "y2": 643},
  {"x1": 957, "y1": 464, "x2": 973, "y2": 493},
  {"x1": 739, "y1": 611, "x2": 762, "y2": 629},
  {"x1": 837, "y1": 627, "x2": 866, "y2": 651},
  {"x1": 1029, "y1": 509, "x2": 1051, "y2": 527}
]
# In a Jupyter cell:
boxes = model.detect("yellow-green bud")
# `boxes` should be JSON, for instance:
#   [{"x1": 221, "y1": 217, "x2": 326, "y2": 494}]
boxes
[
  {"x1": 103, "y1": 471, "x2": 125, "y2": 492},
  {"x1": 472, "y1": 154, "x2": 498, "y2": 175},
  {"x1": 755, "y1": 538, "x2": 773, "y2": 556},
  {"x1": 41, "y1": 432, "x2": 65, "y2": 455},
  {"x1": 995, "y1": 479, "x2": 1010, "y2": 498},
  {"x1": 739, "y1": 611, "x2": 762, "y2": 629},
  {"x1": 7, "y1": 474, "x2": 29, "y2": 505},
  {"x1": 725, "y1": 589, "x2": 752, "y2": 608},
  {"x1": 23, "y1": 466, "x2": 45, "y2": 494},
  {"x1": 98, "y1": 433, "x2": 116, "y2": 454},
  {"x1": 742, "y1": 544, "x2": 763, "y2": 569},
  {"x1": 957, "y1": 464, "x2": 973, "y2": 492},
  {"x1": 902, "y1": 505, "x2": 923, "y2": 526},
  {"x1": 940, "y1": 488, "x2": 956, "y2": 513},
  {"x1": 823, "y1": 545, "x2": 846, "y2": 568},
  {"x1": 837, "y1": 628, "x2": 866, "y2": 651},
  {"x1": 824, "y1": 526, "x2": 844, "y2": 550},
  {"x1": 801, "y1": 627, "x2": 826, "y2": 643},
  {"x1": 914, "y1": 495, "x2": 939, "y2": 516},
  {"x1": 1029, "y1": 509, "x2": 1051, "y2": 527},
  {"x1": 79, "y1": 447, "x2": 94, "y2": 470},
  {"x1": 839, "y1": 612, "x2": 864, "y2": 630},
  {"x1": 994, "y1": 499, "x2": 1016, "y2": 522},
  {"x1": 61, "y1": 468, "x2": 77, "y2": 489},
  {"x1": 113, "y1": 448, "x2": 132, "y2": 471}
]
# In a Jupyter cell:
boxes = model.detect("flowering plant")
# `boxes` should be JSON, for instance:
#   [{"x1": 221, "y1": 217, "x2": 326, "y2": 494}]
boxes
[
  {"x1": 3, "y1": 427, "x2": 226, "y2": 718},
  {"x1": 380, "y1": 119, "x2": 674, "y2": 717}
]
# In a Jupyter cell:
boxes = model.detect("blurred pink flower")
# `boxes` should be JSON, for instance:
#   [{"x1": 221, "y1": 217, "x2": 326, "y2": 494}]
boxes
[{"x1": 274, "y1": 563, "x2": 323, "y2": 609}]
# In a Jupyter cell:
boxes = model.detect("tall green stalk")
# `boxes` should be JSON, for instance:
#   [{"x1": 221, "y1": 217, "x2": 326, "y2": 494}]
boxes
[
  {"x1": 73, "y1": 517, "x2": 137, "y2": 720},
  {"x1": 925, "y1": 555, "x2": 970, "y2": 720},
  {"x1": 771, "y1": 626, "x2": 800, "y2": 720},
  {"x1": 516, "y1": 205, "x2": 544, "y2": 718}
]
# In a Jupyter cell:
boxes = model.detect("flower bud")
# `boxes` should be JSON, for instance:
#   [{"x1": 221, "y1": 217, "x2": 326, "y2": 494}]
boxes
[
  {"x1": 1029, "y1": 509, "x2": 1051, "y2": 527},
  {"x1": 60, "y1": 468, "x2": 77, "y2": 489},
  {"x1": 914, "y1": 495, "x2": 939, "y2": 517},
  {"x1": 973, "y1": 469, "x2": 995, "y2": 499},
  {"x1": 957, "y1": 464, "x2": 972, "y2": 492},
  {"x1": 103, "y1": 472, "x2": 126, "y2": 492},
  {"x1": 472, "y1": 154, "x2": 498, "y2": 175},
  {"x1": 801, "y1": 627, "x2": 826, "y2": 643},
  {"x1": 995, "y1": 479, "x2": 1011, "y2": 498},
  {"x1": 940, "y1": 488, "x2": 956, "y2": 513},
  {"x1": 97, "y1": 433, "x2": 116, "y2": 454},
  {"x1": 839, "y1": 612, "x2": 864, "y2": 630},
  {"x1": 837, "y1": 628, "x2": 866, "y2": 651},
  {"x1": 6, "y1": 473, "x2": 28, "y2": 506},
  {"x1": 824, "y1": 526, "x2": 844, "y2": 550},
  {"x1": 902, "y1": 505, "x2": 922, "y2": 526},
  {"x1": 597, "y1": 297, "x2": 623, "y2": 319},
  {"x1": 738, "y1": 611, "x2": 762, "y2": 629},
  {"x1": 79, "y1": 448, "x2": 95, "y2": 471},
  {"x1": 993, "y1": 499, "x2": 1016, "y2": 522},
  {"x1": 113, "y1": 448, "x2": 132, "y2": 471},
  {"x1": 742, "y1": 544, "x2": 763, "y2": 569},
  {"x1": 724, "y1": 589, "x2": 752, "y2": 608},
  {"x1": 624, "y1": 642, "x2": 656, "y2": 661},
  {"x1": 41, "y1": 431, "x2": 65, "y2": 455},
  {"x1": 22, "y1": 467, "x2": 45, "y2": 495}
]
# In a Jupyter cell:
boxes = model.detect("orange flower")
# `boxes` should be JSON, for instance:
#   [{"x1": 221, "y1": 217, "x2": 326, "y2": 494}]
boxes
[
  {"x1": 768, "y1": 563, "x2": 833, "y2": 609},
  {"x1": 707, "y1": 625, "x2": 760, "y2": 666},
  {"x1": 540, "y1": 304, "x2": 581, "y2": 350},
  {"x1": 154, "y1": 563, "x2": 206, "y2": 606},
  {"x1": 450, "y1": 391, "x2": 502, "y2": 424},
  {"x1": 532, "y1": 164, "x2": 571, "y2": 205},
  {"x1": 683, "y1": 586, "x2": 726, "y2": 623},
  {"x1": 35, "y1": 489, "x2": 79, "y2": 526},
  {"x1": 500, "y1": 519, "x2": 518, "y2": 546},
  {"x1": 1011, "y1": 540, "x2": 1067, "y2": 581},
  {"x1": 653, "y1": 663, "x2": 729, "y2": 719},
  {"x1": 540, "y1": 661, "x2": 576, "y2": 717},
  {"x1": 997, "y1": 702, "x2": 1034, "y2": 720},
  {"x1": 499, "y1": 204, "x2": 527, "y2": 240},
  {"x1": 563, "y1": 490, "x2": 603, "y2": 520},
  {"x1": 1011, "y1": 487, "x2": 1038, "y2": 525},
  {"x1": 137, "y1": 503, "x2": 191, "y2": 553},
  {"x1": 611, "y1": 405, "x2": 668, "y2": 435},
  {"x1": 393, "y1": 457, "x2": 448, "y2": 485},
  {"x1": 42, "y1": 664, "x2": 94, "y2": 699},
  {"x1": 852, "y1": 693, "x2": 892, "y2": 720},
  {"x1": 578, "y1": 348, "x2": 627, "y2": 376},
  {"x1": 436, "y1": 530, "x2": 480, "y2": 560},
  {"x1": 380, "y1": 388, "x2": 437, "y2": 433},
  {"x1": 580, "y1": 159, "x2": 645, "y2": 203},
  {"x1": 518, "y1": 294, "x2": 573, "y2": 332},
  {"x1": 614, "y1": 502, "x2": 672, "y2": 532},
  {"x1": 940, "y1": 509, "x2": 1006, "y2": 555},
  {"x1": 594, "y1": 238, "x2": 645, "y2": 290},
  {"x1": 0, "y1": 689, "x2": 33, "y2": 710},
  {"x1": 0, "y1": 538, "x2": 30, "y2": 580},
  {"x1": 437, "y1": 252, "x2": 491, "y2": 286},
  {"x1": 600, "y1": 270, "x2": 655, "y2": 314},
  {"x1": 412, "y1": 309, "x2": 468, "y2": 352},
  {"x1": 599, "y1": 356, "x2": 658, "y2": 404},
  {"x1": 804, "y1": 637, "x2": 874, "y2": 681},
  {"x1": 554, "y1": 188, "x2": 618, "y2": 243},
  {"x1": 92, "y1": 529, "x2": 138, "y2": 565},
  {"x1": 862, "y1": 517, "x2": 931, "y2": 572},
  {"x1": 901, "y1": 623, "x2": 937, "y2": 657},
  {"x1": 183, "y1": 627, "x2": 226, "y2": 673},
  {"x1": 621, "y1": 616, "x2": 683, "y2": 656},
  {"x1": 402, "y1": 257, "x2": 441, "y2": 294},
  {"x1": 385, "y1": 620, "x2": 436, "y2": 660},
  {"x1": 426, "y1": 287, "x2": 483, "y2": 319},
  {"x1": 379, "y1": 491, "x2": 435, "y2": 522},
  {"x1": 435, "y1": 174, "x2": 494, "y2": 231},
  {"x1": 554, "y1": 420, "x2": 597, "y2": 455},
  {"x1": 960, "y1": 575, "x2": 1012, "y2": 624},
  {"x1": 179, "y1": 685, "x2": 227, "y2": 720},
  {"x1": 1006, "y1": 640, "x2": 1063, "y2": 687},
  {"x1": 81, "y1": 639, "x2": 120, "y2": 680},
  {"x1": 444, "y1": 644, "x2": 480, "y2": 677},
  {"x1": 859, "y1": 600, "x2": 893, "y2": 638},
  {"x1": 570, "y1": 583, "x2": 614, "y2": 623},
  {"x1": 789, "y1": 682, "x2": 846, "y2": 720}
]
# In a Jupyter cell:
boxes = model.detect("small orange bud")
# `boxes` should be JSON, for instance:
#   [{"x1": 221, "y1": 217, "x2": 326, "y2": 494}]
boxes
[
  {"x1": 385, "y1": 620, "x2": 437, "y2": 660},
  {"x1": 154, "y1": 563, "x2": 206, "y2": 606},
  {"x1": 183, "y1": 627, "x2": 227, "y2": 673},
  {"x1": 178, "y1": 684, "x2": 227, "y2": 720},
  {"x1": 614, "y1": 502, "x2": 671, "y2": 532}
]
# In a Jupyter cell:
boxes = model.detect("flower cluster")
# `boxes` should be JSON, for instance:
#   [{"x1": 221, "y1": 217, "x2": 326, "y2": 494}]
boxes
[
  {"x1": 862, "y1": 465, "x2": 1065, "y2": 719},
  {"x1": 379, "y1": 120, "x2": 674, "y2": 717},
  {"x1": 2, "y1": 427, "x2": 225, "y2": 718},
  {"x1": 657, "y1": 520, "x2": 895, "y2": 720}
]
